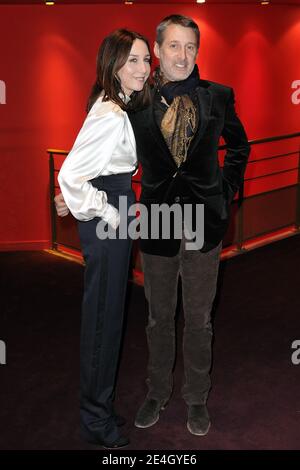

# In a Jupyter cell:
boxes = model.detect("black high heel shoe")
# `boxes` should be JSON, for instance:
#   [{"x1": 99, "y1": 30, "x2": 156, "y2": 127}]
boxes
[
  {"x1": 102, "y1": 435, "x2": 129, "y2": 449},
  {"x1": 86, "y1": 434, "x2": 129, "y2": 449}
]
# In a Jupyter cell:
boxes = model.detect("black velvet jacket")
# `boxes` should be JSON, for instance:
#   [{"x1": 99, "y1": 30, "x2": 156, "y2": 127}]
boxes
[{"x1": 128, "y1": 79, "x2": 250, "y2": 255}]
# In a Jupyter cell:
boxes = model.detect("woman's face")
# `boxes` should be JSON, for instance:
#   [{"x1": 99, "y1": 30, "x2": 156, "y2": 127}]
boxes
[{"x1": 117, "y1": 39, "x2": 151, "y2": 96}]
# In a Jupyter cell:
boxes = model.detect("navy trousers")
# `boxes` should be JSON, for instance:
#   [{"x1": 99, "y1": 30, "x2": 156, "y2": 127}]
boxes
[{"x1": 77, "y1": 173, "x2": 134, "y2": 444}]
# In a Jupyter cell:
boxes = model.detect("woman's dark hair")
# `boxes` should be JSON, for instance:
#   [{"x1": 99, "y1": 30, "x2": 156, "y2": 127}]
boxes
[{"x1": 87, "y1": 29, "x2": 152, "y2": 112}]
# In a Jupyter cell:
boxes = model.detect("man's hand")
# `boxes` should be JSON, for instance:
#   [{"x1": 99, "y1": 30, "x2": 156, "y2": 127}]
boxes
[{"x1": 54, "y1": 193, "x2": 69, "y2": 217}]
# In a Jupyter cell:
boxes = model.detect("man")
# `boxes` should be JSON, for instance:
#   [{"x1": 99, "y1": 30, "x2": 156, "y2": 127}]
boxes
[{"x1": 55, "y1": 14, "x2": 250, "y2": 437}]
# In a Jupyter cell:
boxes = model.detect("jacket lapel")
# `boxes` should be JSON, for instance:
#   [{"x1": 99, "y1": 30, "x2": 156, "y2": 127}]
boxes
[
  {"x1": 187, "y1": 84, "x2": 212, "y2": 157},
  {"x1": 147, "y1": 96, "x2": 177, "y2": 168}
]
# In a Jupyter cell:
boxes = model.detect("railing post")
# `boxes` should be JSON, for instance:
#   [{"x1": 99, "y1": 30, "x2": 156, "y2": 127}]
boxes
[
  {"x1": 236, "y1": 179, "x2": 245, "y2": 252},
  {"x1": 296, "y1": 145, "x2": 300, "y2": 231},
  {"x1": 49, "y1": 151, "x2": 57, "y2": 250}
]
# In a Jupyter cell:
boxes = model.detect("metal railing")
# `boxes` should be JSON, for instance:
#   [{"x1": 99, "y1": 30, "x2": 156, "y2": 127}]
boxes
[{"x1": 48, "y1": 131, "x2": 300, "y2": 256}]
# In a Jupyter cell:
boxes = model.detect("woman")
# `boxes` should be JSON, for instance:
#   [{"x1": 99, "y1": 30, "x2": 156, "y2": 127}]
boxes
[{"x1": 57, "y1": 29, "x2": 151, "y2": 448}]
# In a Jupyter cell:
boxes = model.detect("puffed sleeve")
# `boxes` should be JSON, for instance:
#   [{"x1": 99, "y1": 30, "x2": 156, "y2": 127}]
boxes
[{"x1": 58, "y1": 104, "x2": 125, "y2": 228}]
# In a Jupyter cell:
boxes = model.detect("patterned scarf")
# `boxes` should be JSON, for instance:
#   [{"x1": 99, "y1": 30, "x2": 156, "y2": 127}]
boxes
[{"x1": 154, "y1": 65, "x2": 201, "y2": 167}]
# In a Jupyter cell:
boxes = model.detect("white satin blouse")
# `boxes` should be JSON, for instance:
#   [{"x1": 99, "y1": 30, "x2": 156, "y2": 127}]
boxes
[{"x1": 58, "y1": 94, "x2": 137, "y2": 229}]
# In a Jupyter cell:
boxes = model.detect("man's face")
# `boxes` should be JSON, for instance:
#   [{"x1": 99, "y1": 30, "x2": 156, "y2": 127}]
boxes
[{"x1": 154, "y1": 24, "x2": 198, "y2": 82}]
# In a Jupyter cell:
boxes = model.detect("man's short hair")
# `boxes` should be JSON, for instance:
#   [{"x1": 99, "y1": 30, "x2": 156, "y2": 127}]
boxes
[{"x1": 156, "y1": 14, "x2": 200, "y2": 49}]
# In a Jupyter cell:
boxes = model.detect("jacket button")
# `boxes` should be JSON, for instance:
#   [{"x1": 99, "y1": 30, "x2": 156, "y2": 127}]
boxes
[{"x1": 174, "y1": 196, "x2": 180, "y2": 203}]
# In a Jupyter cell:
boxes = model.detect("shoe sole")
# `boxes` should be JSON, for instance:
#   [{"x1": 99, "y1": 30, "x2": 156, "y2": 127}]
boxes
[
  {"x1": 134, "y1": 404, "x2": 167, "y2": 429},
  {"x1": 187, "y1": 421, "x2": 211, "y2": 436},
  {"x1": 102, "y1": 441, "x2": 129, "y2": 449},
  {"x1": 85, "y1": 436, "x2": 129, "y2": 448}
]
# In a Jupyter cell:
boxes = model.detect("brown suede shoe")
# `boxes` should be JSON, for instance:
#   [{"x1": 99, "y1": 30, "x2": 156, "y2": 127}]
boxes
[
  {"x1": 187, "y1": 404, "x2": 211, "y2": 436},
  {"x1": 134, "y1": 398, "x2": 167, "y2": 428}
]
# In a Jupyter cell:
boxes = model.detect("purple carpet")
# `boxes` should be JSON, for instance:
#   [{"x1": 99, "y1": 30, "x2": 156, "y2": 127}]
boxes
[{"x1": 0, "y1": 234, "x2": 299, "y2": 450}]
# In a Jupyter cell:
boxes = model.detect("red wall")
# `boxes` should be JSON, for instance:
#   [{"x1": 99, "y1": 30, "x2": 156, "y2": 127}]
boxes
[{"x1": 0, "y1": 4, "x2": 300, "y2": 249}]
